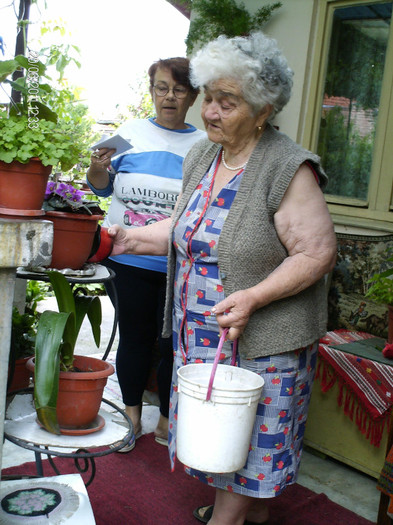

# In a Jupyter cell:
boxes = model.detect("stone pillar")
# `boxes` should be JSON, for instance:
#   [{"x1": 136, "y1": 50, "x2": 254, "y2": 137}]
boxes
[{"x1": 0, "y1": 218, "x2": 53, "y2": 472}]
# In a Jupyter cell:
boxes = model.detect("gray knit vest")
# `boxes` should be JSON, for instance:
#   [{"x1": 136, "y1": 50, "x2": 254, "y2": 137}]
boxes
[{"x1": 162, "y1": 124, "x2": 329, "y2": 358}]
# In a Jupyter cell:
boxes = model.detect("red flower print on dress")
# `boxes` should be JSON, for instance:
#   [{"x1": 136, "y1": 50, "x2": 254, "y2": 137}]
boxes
[
  {"x1": 195, "y1": 358, "x2": 203, "y2": 363},
  {"x1": 187, "y1": 328, "x2": 194, "y2": 335},
  {"x1": 215, "y1": 284, "x2": 224, "y2": 292},
  {"x1": 278, "y1": 410, "x2": 287, "y2": 418},
  {"x1": 196, "y1": 290, "x2": 204, "y2": 298},
  {"x1": 263, "y1": 397, "x2": 272, "y2": 405},
  {"x1": 276, "y1": 460, "x2": 285, "y2": 470},
  {"x1": 267, "y1": 365, "x2": 277, "y2": 372},
  {"x1": 199, "y1": 267, "x2": 208, "y2": 275},
  {"x1": 227, "y1": 485, "x2": 234, "y2": 492},
  {"x1": 257, "y1": 473, "x2": 265, "y2": 480},
  {"x1": 216, "y1": 197, "x2": 225, "y2": 206},
  {"x1": 263, "y1": 453, "x2": 272, "y2": 463},
  {"x1": 239, "y1": 477, "x2": 247, "y2": 485},
  {"x1": 209, "y1": 240, "x2": 216, "y2": 248},
  {"x1": 271, "y1": 376, "x2": 281, "y2": 385},
  {"x1": 205, "y1": 219, "x2": 212, "y2": 226},
  {"x1": 260, "y1": 424, "x2": 268, "y2": 432},
  {"x1": 201, "y1": 337, "x2": 210, "y2": 346},
  {"x1": 202, "y1": 311, "x2": 211, "y2": 317}
]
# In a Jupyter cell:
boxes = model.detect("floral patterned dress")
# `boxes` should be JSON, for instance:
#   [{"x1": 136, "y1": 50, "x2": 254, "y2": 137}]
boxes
[{"x1": 168, "y1": 150, "x2": 318, "y2": 498}]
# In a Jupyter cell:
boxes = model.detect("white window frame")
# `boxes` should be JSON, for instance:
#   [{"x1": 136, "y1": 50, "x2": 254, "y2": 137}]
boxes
[{"x1": 302, "y1": 0, "x2": 393, "y2": 232}]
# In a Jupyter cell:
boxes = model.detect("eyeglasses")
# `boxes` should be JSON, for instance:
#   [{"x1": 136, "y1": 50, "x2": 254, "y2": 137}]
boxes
[{"x1": 153, "y1": 83, "x2": 189, "y2": 99}]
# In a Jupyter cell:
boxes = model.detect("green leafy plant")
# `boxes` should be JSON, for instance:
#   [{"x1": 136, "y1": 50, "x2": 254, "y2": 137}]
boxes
[
  {"x1": 183, "y1": 0, "x2": 282, "y2": 54},
  {"x1": 0, "y1": 40, "x2": 97, "y2": 173},
  {"x1": 11, "y1": 307, "x2": 37, "y2": 360},
  {"x1": 34, "y1": 271, "x2": 102, "y2": 434},
  {"x1": 366, "y1": 255, "x2": 393, "y2": 306},
  {"x1": 0, "y1": 113, "x2": 87, "y2": 172}
]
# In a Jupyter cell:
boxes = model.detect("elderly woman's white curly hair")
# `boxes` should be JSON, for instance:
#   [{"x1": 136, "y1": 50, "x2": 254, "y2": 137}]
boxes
[{"x1": 190, "y1": 32, "x2": 293, "y2": 120}]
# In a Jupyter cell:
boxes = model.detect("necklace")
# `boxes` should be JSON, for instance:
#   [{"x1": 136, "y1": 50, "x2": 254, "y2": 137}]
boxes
[{"x1": 221, "y1": 149, "x2": 247, "y2": 171}]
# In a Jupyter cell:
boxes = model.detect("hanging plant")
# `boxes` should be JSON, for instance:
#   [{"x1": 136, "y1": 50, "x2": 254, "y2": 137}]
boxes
[{"x1": 183, "y1": 0, "x2": 282, "y2": 54}]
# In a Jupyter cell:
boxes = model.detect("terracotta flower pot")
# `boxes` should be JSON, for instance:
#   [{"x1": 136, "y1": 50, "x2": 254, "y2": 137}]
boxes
[
  {"x1": 44, "y1": 211, "x2": 104, "y2": 270},
  {"x1": 0, "y1": 158, "x2": 52, "y2": 212},
  {"x1": 7, "y1": 356, "x2": 32, "y2": 394},
  {"x1": 27, "y1": 355, "x2": 114, "y2": 430}
]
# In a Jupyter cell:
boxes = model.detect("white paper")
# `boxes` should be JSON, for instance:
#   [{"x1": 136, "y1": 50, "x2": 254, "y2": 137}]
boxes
[{"x1": 91, "y1": 134, "x2": 133, "y2": 157}]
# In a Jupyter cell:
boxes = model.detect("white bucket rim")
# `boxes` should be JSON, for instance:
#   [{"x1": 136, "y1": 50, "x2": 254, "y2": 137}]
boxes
[{"x1": 177, "y1": 363, "x2": 264, "y2": 393}]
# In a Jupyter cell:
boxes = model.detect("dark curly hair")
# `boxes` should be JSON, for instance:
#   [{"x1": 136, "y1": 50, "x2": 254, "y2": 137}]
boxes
[{"x1": 148, "y1": 57, "x2": 200, "y2": 96}]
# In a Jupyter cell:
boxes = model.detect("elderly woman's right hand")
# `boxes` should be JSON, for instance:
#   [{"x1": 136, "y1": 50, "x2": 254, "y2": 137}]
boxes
[
  {"x1": 90, "y1": 147, "x2": 116, "y2": 170},
  {"x1": 107, "y1": 225, "x2": 129, "y2": 256}
]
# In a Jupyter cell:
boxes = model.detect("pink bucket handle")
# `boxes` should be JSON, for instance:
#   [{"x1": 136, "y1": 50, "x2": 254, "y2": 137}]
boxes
[{"x1": 206, "y1": 328, "x2": 238, "y2": 402}]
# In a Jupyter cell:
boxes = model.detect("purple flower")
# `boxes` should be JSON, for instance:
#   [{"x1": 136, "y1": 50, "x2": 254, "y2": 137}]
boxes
[
  {"x1": 45, "y1": 181, "x2": 57, "y2": 197},
  {"x1": 45, "y1": 182, "x2": 85, "y2": 202}
]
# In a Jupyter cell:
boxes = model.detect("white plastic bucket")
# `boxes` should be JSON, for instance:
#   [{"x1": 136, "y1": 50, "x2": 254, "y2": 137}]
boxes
[{"x1": 176, "y1": 363, "x2": 264, "y2": 473}]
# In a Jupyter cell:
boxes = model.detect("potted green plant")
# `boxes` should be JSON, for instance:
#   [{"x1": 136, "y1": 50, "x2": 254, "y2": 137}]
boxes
[
  {"x1": 183, "y1": 0, "x2": 282, "y2": 54},
  {"x1": 26, "y1": 270, "x2": 114, "y2": 435},
  {"x1": 366, "y1": 254, "x2": 393, "y2": 344},
  {"x1": 0, "y1": 55, "x2": 93, "y2": 213}
]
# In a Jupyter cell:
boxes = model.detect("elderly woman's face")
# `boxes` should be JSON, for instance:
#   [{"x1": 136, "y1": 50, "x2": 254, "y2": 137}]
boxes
[{"x1": 201, "y1": 79, "x2": 266, "y2": 148}]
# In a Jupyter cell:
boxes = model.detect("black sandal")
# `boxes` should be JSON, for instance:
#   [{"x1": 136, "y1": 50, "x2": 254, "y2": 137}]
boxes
[
  {"x1": 193, "y1": 504, "x2": 269, "y2": 524},
  {"x1": 193, "y1": 505, "x2": 214, "y2": 524}
]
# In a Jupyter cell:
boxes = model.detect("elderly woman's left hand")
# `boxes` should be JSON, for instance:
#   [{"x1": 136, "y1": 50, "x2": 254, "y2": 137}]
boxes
[{"x1": 211, "y1": 289, "x2": 256, "y2": 341}]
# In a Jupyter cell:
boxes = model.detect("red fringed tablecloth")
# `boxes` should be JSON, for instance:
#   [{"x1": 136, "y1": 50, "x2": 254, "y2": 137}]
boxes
[{"x1": 316, "y1": 330, "x2": 393, "y2": 447}]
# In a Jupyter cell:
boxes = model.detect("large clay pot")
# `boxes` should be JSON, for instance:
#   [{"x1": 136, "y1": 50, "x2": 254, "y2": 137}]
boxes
[
  {"x1": 27, "y1": 355, "x2": 114, "y2": 430},
  {"x1": 0, "y1": 158, "x2": 51, "y2": 212},
  {"x1": 44, "y1": 211, "x2": 103, "y2": 270}
]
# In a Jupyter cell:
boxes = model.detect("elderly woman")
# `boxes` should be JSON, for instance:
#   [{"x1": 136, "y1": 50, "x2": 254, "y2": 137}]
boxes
[{"x1": 108, "y1": 32, "x2": 336, "y2": 525}]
